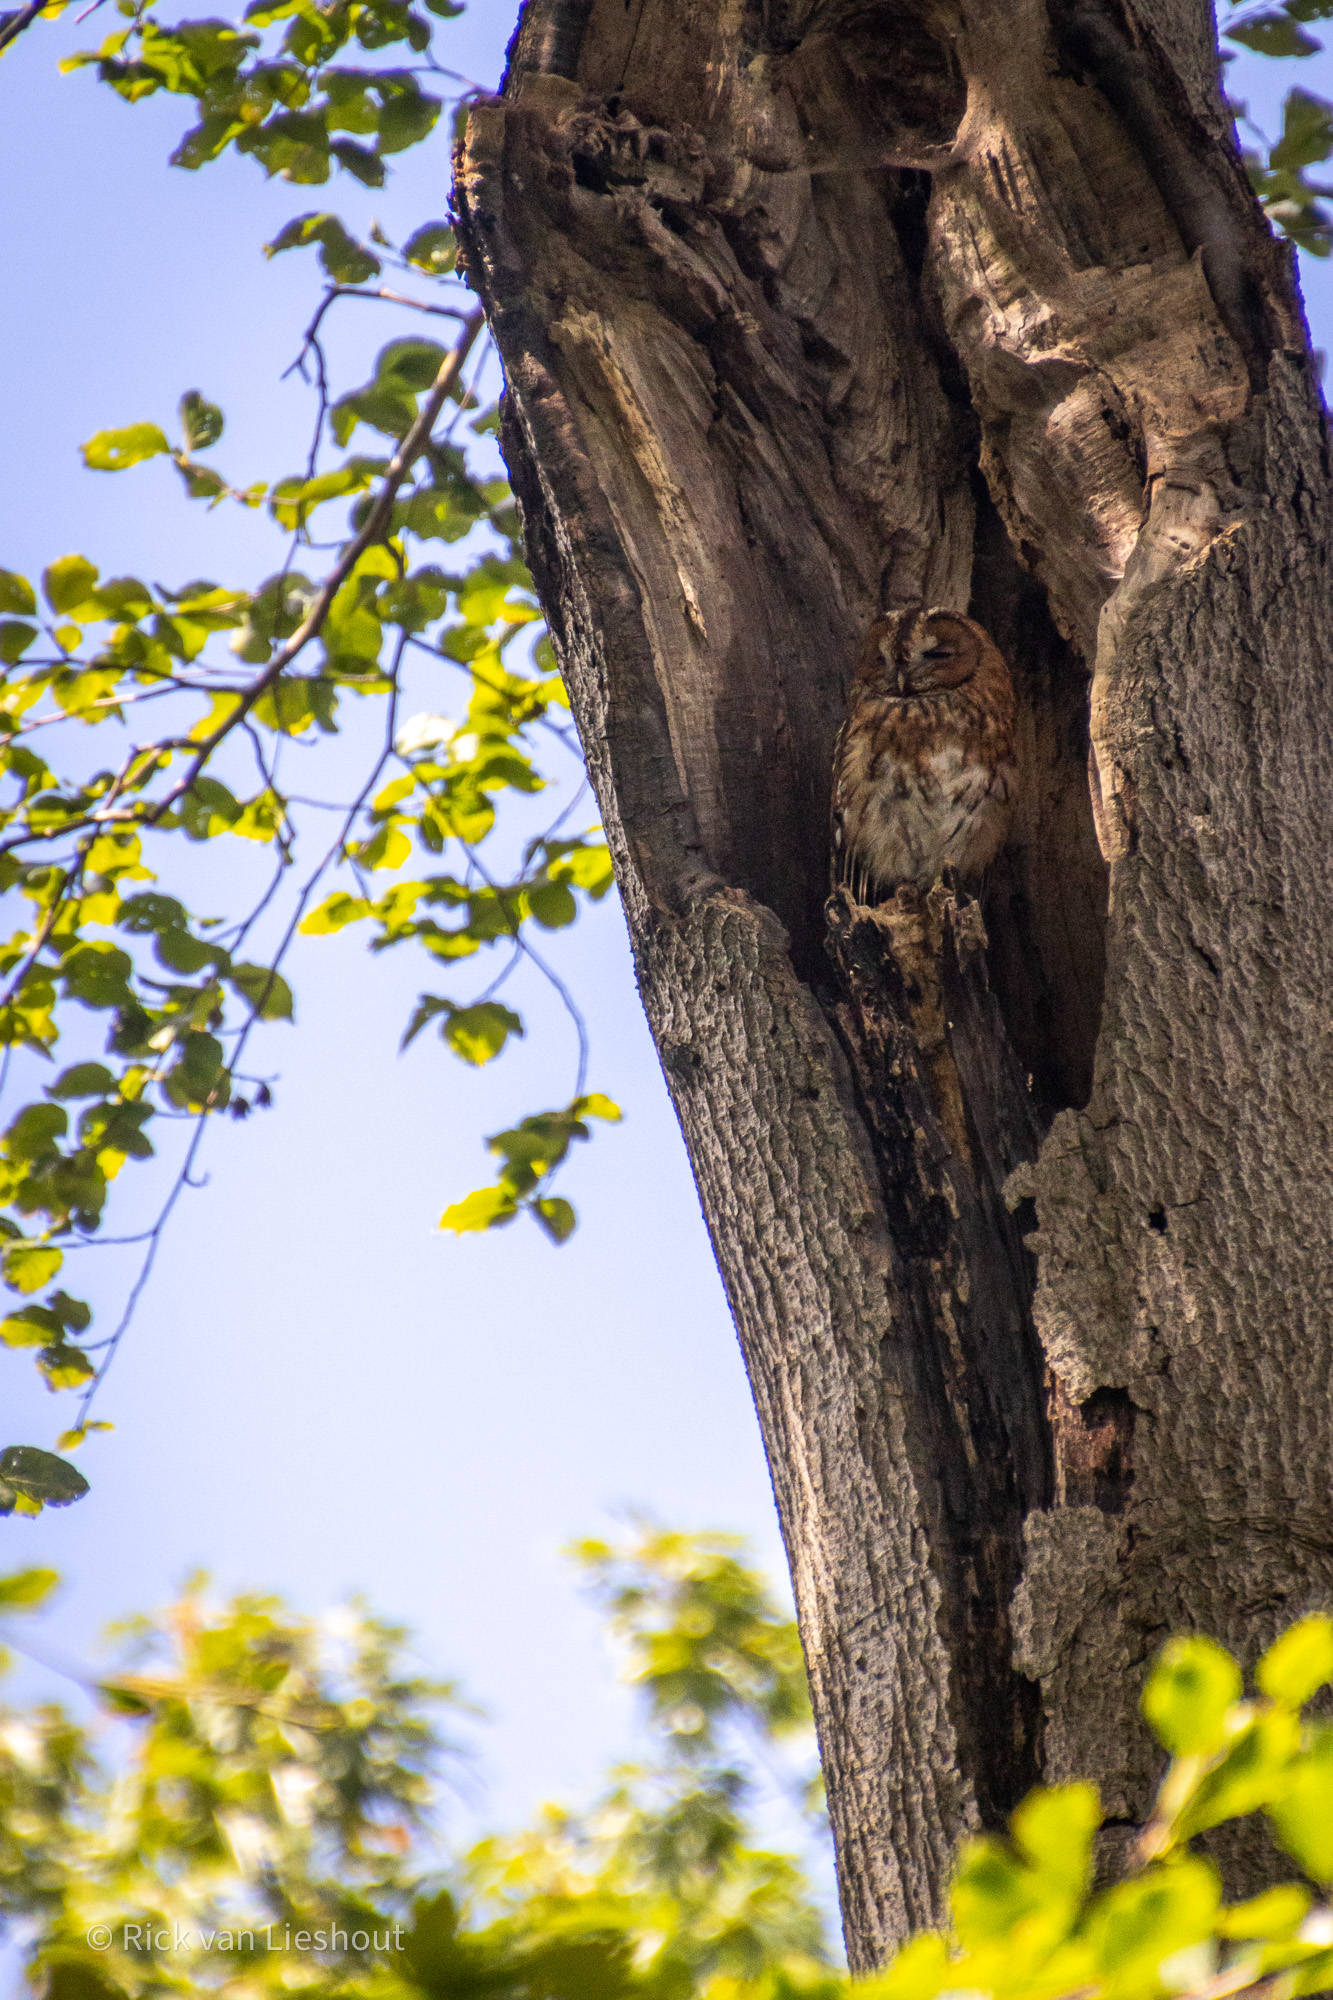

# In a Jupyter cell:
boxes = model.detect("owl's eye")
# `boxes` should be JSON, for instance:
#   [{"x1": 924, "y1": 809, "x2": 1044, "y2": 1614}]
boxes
[{"x1": 922, "y1": 646, "x2": 956, "y2": 661}]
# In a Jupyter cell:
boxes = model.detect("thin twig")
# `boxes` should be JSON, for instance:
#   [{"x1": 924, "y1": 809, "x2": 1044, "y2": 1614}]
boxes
[{"x1": 461, "y1": 841, "x2": 591, "y2": 1100}]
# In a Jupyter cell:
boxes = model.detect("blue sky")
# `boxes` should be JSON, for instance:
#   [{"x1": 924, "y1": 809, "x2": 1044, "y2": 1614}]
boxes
[{"x1": 0, "y1": 0, "x2": 1329, "y2": 1907}]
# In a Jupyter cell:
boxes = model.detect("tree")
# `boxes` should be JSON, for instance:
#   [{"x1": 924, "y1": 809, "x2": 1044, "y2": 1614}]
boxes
[
  {"x1": 1, "y1": 0, "x2": 1331, "y2": 1966},
  {"x1": 450, "y1": 0, "x2": 1333, "y2": 1958}
]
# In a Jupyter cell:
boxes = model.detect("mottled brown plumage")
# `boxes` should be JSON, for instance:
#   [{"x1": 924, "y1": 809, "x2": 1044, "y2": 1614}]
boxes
[{"x1": 832, "y1": 607, "x2": 1017, "y2": 901}]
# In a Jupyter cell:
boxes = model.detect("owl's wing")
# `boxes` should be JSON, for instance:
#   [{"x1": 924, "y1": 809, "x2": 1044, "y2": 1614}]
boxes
[
  {"x1": 830, "y1": 717, "x2": 849, "y2": 889},
  {"x1": 830, "y1": 718, "x2": 871, "y2": 904}
]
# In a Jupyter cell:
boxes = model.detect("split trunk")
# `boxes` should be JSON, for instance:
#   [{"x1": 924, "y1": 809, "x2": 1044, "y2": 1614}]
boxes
[{"x1": 455, "y1": 0, "x2": 1333, "y2": 1956}]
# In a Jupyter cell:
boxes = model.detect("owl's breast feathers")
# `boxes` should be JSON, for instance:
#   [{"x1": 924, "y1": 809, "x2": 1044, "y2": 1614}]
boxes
[{"x1": 832, "y1": 614, "x2": 1017, "y2": 898}]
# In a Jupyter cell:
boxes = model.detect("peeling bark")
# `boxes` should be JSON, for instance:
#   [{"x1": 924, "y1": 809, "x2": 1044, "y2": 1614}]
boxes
[{"x1": 455, "y1": 0, "x2": 1333, "y2": 1957}]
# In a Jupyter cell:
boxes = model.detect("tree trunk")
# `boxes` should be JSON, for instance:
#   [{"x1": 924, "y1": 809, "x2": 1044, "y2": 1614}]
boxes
[{"x1": 454, "y1": 0, "x2": 1333, "y2": 1958}]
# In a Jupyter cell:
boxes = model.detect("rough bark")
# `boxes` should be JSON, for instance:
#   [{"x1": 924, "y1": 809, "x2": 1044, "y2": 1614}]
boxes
[{"x1": 454, "y1": 0, "x2": 1333, "y2": 1958}]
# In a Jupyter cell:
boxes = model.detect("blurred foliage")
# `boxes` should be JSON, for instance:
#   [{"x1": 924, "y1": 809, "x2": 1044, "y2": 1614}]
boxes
[
  {"x1": 1223, "y1": 0, "x2": 1333, "y2": 253},
  {"x1": 570, "y1": 1525, "x2": 815, "y2": 1774},
  {"x1": 0, "y1": 1528, "x2": 839, "y2": 2000},
  {"x1": 8, "y1": 1535, "x2": 1333, "y2": 2000},
  {"x1": 0, "y1": 0, "x2": 1325, "y2": 1505}
]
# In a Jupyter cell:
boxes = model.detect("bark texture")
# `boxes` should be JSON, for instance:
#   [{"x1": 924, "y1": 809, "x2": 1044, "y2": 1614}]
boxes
[{"x1": 455, "y1": 0, "x2": 1333, "y2": 1956}]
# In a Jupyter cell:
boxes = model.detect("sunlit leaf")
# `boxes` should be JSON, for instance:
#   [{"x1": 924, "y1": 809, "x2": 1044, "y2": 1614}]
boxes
[
  {"x1": 439, "y1": 1184, "x2": 520, "y2": 1233},
  {"x1": 41, "y1": 556, "x2": 99, "y2": 614},
  {"x1": 1258, "y1": 1615, "x2": 1333, "y2": 1706},
  {"x1": 1142, "y1": 1635, "x2": 1242, "y2": 1756},
  {"x1": 81, "y1": 425, "x2": 171, "y2": 472}
]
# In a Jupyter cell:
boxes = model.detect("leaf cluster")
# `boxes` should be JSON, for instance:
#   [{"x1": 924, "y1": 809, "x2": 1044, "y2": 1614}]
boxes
[
  {"x1": 61, "y1": 0, "x2": 456, "y2": 189},
  {"x1": 1223, "y1": 0, "x2": 1333, "y2": 253},
  {"x1": 869, "y1": 1618, "x2": 1333, "y2": 2000}
]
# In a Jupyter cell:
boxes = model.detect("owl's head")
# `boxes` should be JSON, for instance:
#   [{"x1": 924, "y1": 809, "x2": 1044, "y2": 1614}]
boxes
[{"x1": 855, "y1": 607, "x2": 987, "y2": 698}]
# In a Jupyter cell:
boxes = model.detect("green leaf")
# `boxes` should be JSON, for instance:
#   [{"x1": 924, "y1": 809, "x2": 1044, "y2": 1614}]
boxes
[
  {"x1": 178, "y1": 389, "x2": 224, "y2": 451},
  {"x1": 534, "y1": 1196, "x2": 576, "y2": 1243},
  {"x1": 252, "y1": 674, "x2": 336, "y2": 735},
  {"x1": 39, "y1": 1343, "x2": 95, "y2": 1390},
  {"x1": 236, "y1": 107, "x2": 331, "y2": 183},
  {"x1": 375, "y1": 335, "x2": 448, "y2": 390},
  {"x1": 95, "y1": 575, "x2": 155, "y2": 621},
  {"x1": 1011, "y1": 1781, "x2": 1100, "y2": 1890},
  {"x1": 0, "y1": 1445, "x2": 89, "y2": 1509},
  {"x1": 1258, "y1": 1614, "x2": 1333, "y2": 1706},
  {"x1": 1088, "y1": 1857, "x2": 1221, "y2": 1988},
  {"x1": 2, "y1": 1243, "x2": 63, "y2": 1295},
  {"x1": 1271, "y1": 87, "x2": 1333, "y2": 172},
  {"x1": 0, "y1": 570, "x2": 37, "y2": 616},
  {"x1": 1175, "y1": 1709, "x2": 1301, "y2": 1837},
  {"x1": 376, "y1": 85, "x2": 439, "y2": 152},
  {"x1": 61, "y1": 941, "x2": 135, "y2": 1010},
  {"x1": 1269, "y1": 1726, "x2": 1333, "y2": 1881},
  {"x1": 1226, "y1": 11, "x2": 1322, "y2": 54},
  {"x1": 573, "y1": 1093, "x2": 623, "y2": 1123},
  {"x1": 441, "y1": 1002, "x2": 523, "y2": 1065},
  {"x1": 41, "y1": 555, "x2": 100, "y2": 613},
  {"x1": 402, "y1": 220, "x2": 455, "y2": 273},
  {"x1": 48, "y1": 1062, "x2": 116, "y2": 1099},
  {"x1": 81, "y1": 425, "x2": 171, "y2": 472},
  {"x1": 302, "y1": 892, "x2": 371, "y2": 935},
  {"x1": 1217, "y1": 1885, "x2": 1312, "y2": 1938},
  {"x1": 163, "y1": 1031, "x2": 228, "y2": 1111},
  {"x1": 873, "y1": 1933, "x2": 951, "y2": 2000},
  {"x1": 527, "y1": 880, "x2": 578, "y2": 929},
  {"x1": 0, "y1": 1306, "x2": 63, "y2": 1348},
  {"x1": 4, "y1": 1103, "x2": 69, "y2": 1161},
  {"x1": 0, "y1": 621, "x2": 38, "y2": 665},
  {"x1": 400, "y1": 992, "x2": 450, "y2": 1048},
  {"x1": 56, "y1": 1420, "x2": 112, "y2": 1451},
  {"x1": 439, "y1": 1184, "x2": 519, "y2": 1234},
  {"x1": 265, "y1": 210, "x2": 381, "y2": 283},
  {"x1": 1141, "y1": 1635, "x2": 1242, "y2": 1756},
  {"x1": 950, "y1": 1836, "x2": 1036, "y2": 1950},
  {"x1": 180, "y1": 775, "x2": 242, "y2": 838},
  {"x1": 48, "y1": 1291, "x2": 90, "y2": 1332},
  {"x1": 117, "y1": 891, "x2": 189, "y2": 935},
  {"x1": 0, "y1": 1566, "x2": 59, "y2": 1610},
  {"x1": 176, "y1": 460, "x2": 228, "y2": 501},
  {"x1": 229, "y1": 962, "x2": 294, "y2": 1021},
  {"x1": 153, "y1": 925, "x2": 228, "y2": 974},
  {"x1": 330, "y1": 137, "x2": 385, "y2": 185}
]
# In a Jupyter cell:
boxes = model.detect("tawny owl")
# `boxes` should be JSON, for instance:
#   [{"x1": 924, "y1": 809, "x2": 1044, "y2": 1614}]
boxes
[{"x1": 831, "y1": 607, "x2": 1017, "y2": 901}]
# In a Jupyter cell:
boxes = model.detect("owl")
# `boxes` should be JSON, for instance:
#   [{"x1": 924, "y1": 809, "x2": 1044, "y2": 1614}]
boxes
[{"x1": 831, "y1": 607, "x2": 1017, "y2": 902}]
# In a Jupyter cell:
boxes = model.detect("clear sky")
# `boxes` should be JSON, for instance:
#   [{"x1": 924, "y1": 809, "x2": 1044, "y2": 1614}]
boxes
[{"x1": 0, "y1": 0, "x2": 1329, "y2": 1916}]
